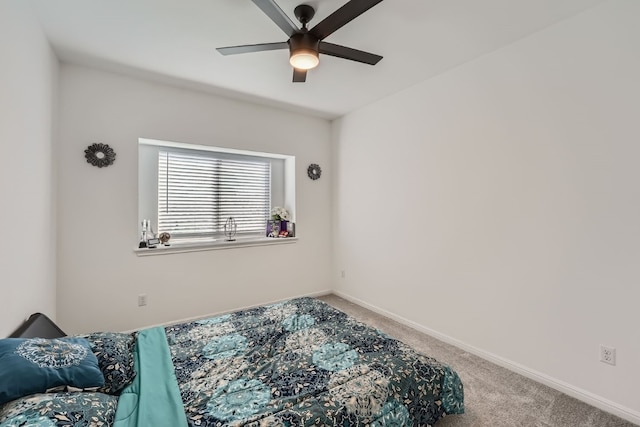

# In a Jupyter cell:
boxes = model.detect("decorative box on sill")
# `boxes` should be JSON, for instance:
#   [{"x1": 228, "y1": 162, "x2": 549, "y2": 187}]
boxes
[{"x1": 267, "y1": 220, "x2": 295, "y2": 238}]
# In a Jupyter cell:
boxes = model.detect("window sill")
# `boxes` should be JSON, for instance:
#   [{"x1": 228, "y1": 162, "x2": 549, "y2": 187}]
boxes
[{"x1": 133, "y1": 237, "x2": 298, "y2": 257}]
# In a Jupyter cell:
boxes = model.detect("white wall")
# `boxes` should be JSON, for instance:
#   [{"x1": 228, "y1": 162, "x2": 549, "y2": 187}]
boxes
[
  {"x1": 333, "y1": 0, "x2": 639, "y2": 421},
  {"x1": 58, "y1": 64, "x2": 332, "y2": 334},
  {"x1": 0, "y1": 1, "x2": 58, "y2": 337}
]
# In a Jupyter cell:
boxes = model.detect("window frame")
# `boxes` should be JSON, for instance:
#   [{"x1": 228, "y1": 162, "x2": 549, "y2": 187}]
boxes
[{"x1": 137, "y1": 138, "x2": 296, "y2": 253}]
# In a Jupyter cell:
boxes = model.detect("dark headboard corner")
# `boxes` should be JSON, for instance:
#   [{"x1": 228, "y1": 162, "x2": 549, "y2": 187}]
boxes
[{"x1": 8, "y1": 313, "x2": 66, "y2": 339}]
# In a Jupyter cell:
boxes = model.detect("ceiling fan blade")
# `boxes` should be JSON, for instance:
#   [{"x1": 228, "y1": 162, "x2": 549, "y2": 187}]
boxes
[
  {"x1": 252, "y1": 0, "x2": 299, "y2": 37},
  {"x1": 293, "y1": 68, "x2": 307, "y2": 82},
  {"x1": 319, "y1": 42, "x2": 382, "y2": 65},
  {"x1": 310, "y1": 0, "x2": 384, "y2": 40},
  {"x1": 217, "y1": 42, "x2": 288, "y2": 55}
]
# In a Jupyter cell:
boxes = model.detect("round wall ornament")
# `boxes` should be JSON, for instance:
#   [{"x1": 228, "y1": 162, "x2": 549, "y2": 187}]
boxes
[
  {"x1": 307, "y1": 163, "x2": 322, "y2": 180},
  {"x1": 85, "y1": 143, "x2": 116, "y2": 168}
]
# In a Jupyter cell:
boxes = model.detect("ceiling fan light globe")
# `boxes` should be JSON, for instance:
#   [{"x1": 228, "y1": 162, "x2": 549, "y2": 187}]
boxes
[{"x1": 289, "y1": 50, "x2": 319, "y2": 70}]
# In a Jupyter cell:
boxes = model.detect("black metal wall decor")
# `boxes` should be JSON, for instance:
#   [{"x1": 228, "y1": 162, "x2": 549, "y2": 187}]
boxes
[
  {"x1": 307, "y1": 163, "x2": 322, "y2": 180},
  {"x1": 85, "y1": 143, "x2": 116, "y2": 168}
]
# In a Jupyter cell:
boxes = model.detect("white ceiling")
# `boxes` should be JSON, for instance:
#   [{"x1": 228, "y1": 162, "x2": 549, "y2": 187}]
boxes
[{"x1": 26, "y1": 0, "x2": 603, "y2": 119}]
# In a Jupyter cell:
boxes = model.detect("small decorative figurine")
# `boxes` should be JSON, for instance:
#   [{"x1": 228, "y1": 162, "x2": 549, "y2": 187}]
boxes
[{"x1": 159, "y1": 232, "x2": 171, "y2": 246}]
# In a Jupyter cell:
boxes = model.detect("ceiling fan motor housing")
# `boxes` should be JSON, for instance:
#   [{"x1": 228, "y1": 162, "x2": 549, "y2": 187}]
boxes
[{"x1": 289, "y1": 33, "x2": 319, "y2": 54}]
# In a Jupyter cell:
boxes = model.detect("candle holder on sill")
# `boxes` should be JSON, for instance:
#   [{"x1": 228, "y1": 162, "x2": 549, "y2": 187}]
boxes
[{"x1": 224, "y1": 217, "x2": 237, "y2": 241}]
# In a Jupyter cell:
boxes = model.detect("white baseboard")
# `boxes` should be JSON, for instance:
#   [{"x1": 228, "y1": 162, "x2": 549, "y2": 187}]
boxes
[
  {"x1": 122, "y1": 289, "x2": 332, "y2": 333},
  {"x1": 332, "y1": 290, "x2": 640, "y2": 426}
]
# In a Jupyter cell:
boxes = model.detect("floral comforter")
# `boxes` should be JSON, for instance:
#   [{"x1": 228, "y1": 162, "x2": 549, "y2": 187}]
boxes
[{"x1": 165, "y1": 297, "x2": 464, "y2": 426}]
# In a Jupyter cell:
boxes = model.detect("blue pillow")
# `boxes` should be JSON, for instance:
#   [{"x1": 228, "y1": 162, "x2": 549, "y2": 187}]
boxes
[{"x1": 0, "y1": 337, "x2": 104, "y2": 405}]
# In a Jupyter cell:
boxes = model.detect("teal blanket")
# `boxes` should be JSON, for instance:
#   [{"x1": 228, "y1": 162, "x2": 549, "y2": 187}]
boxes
[{"x1": 114, "y1": 327, "x2": 187, "y2": 427}]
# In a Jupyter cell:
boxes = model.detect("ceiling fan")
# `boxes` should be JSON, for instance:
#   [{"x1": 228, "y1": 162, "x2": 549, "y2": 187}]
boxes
[{"x1": 217, "y1": 0, "x2": 385, "y2": 82}]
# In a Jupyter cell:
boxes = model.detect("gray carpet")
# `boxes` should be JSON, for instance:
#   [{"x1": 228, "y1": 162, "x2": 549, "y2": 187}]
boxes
[{"x1": 318, "y1": 294, "x2": 636, "y2": 427}]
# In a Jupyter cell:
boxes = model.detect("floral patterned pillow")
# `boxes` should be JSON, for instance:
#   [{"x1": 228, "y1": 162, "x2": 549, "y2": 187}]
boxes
[{"x1": 80, "y1": 332, "x2": 137, "y2": 395}]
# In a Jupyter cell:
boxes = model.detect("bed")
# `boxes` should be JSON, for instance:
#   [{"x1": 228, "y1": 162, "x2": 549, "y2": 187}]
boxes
[{"x1": 0, "y1": 297, "x2": 464, "y2": 426}]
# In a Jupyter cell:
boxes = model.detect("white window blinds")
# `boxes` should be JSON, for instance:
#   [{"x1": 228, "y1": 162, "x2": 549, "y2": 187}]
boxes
[{"x1": 158, "y1": 150, "x2": 271, "y2": 238}]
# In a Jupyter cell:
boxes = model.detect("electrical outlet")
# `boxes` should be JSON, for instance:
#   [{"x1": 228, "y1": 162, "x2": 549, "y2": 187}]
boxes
[
  {"x1": 138, "y1": 294, "x2": 147, "y2": 307},
  {"x1": 600, "y1": 345, "x2": 616, "y2": 366}
]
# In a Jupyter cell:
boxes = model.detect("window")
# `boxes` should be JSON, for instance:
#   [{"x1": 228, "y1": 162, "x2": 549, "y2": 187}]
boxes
[
  {"x1": 138, "y1": 138, "x2": 295, "y2": 246},
  {"x1": 158, "y1": 151, "x2": 270, "y2": 238}
]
